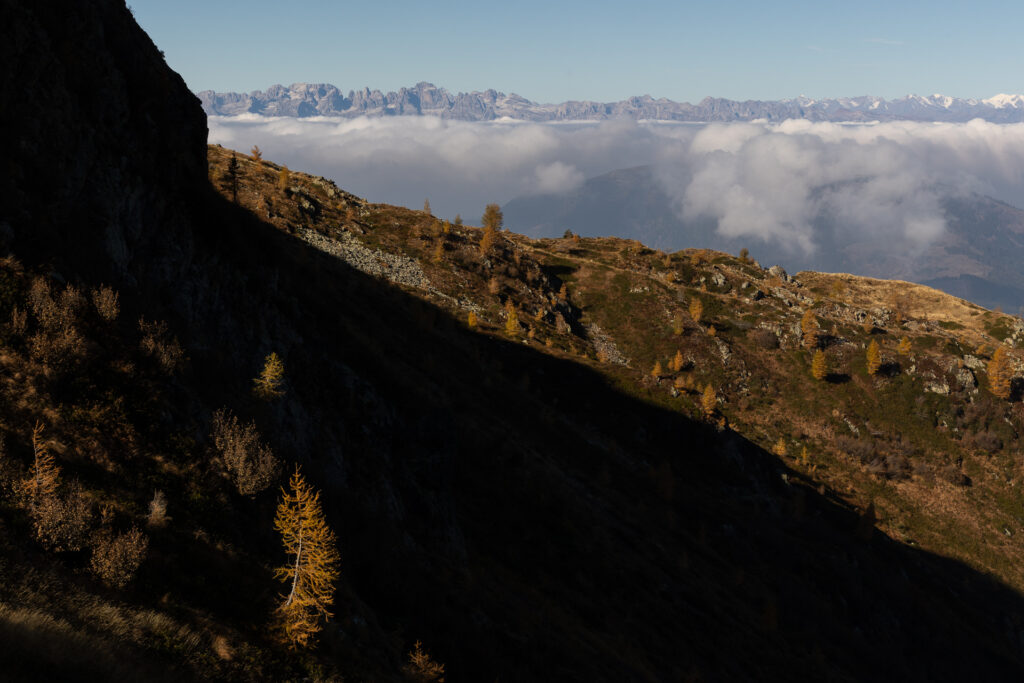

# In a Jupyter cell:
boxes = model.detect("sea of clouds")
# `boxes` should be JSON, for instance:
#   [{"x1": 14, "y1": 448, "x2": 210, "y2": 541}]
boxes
[{"x1": 210, "y1": 115, "x2": 1024, "y2": 254}]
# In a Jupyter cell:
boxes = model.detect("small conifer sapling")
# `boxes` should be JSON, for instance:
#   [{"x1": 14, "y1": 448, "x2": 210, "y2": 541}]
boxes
[
  {"x1": 254, "y1": 352, "x2": 286, "y2": 400},
  {"x1": 811, "y1": 349, "x2": 828, "y2": 381},
  {"x1": 866, "y1": 339, "x2": 882, "y2": 376},
  {"x1": 800, "y1": 309, "x2": 818, "y2": 350},
  {"x1": 672, "y1": 349, "x2": 684, "y2": 373},
  {"x1": 701, "y1": 384, "x2": 717, "y2": 418},
  {"x1": 988, "y1": 346, "x2": 1012, "y2": 399},
  {"x1": 504, "y1": 301, "x2": 520, "y2": 337},
  {"x1": 689, "y1": 298, "x2": 703, "y2": 325}
]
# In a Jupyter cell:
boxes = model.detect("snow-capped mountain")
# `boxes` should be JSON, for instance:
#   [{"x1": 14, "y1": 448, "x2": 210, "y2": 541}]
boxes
[
  {"x1": 198, "y1": 82, "x2": 1024, "y2": 123},
  {"x1": 983, "y1": 93, "x2": 1024, "y2": 109}
]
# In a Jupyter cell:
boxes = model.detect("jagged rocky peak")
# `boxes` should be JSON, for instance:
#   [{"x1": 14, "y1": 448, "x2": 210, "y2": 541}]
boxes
[{"x1": 199, "y1": 81, "x2": 1024, "y2": 122}]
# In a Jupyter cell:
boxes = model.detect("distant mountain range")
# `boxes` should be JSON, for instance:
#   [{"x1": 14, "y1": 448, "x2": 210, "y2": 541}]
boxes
[
  {"x1": 503, "y1": 166, "x2": 1024, "y2": 312},
  {"x1": 199, "y1": 81, "x2": 1024, "y2": 122}
]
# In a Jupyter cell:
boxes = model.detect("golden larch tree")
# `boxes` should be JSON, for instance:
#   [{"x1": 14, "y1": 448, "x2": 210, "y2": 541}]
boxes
[
  {"x1": 898, "y1": 336, "x2": 912, "y2": 356},
  {"x1": 651, "y1": 361, "x2": 663, "y2": 378},
  {"x1": 811, "y1": 349, "x2": 828, "y2": 381},
  {"x1": 482, "y1": 203, "x2": 503, "y2": 232},
  {"x1": 21, "y1": 422, "x2": 60, "y2": 512},
  {"x1": 673, "y1": 312, "x2": 684, "y2": 336},
  {"x1": 701, "y1": 384, "x2": 717, "y2": 418},
  {"x1": 800, "y1": 309, "x2": 818, "y2": 349},
  {"x1": 504, "y1": 300, "x2": 520, "y2": 337},
  {"x1": 800, "y1": 446, "x2": 809, "y2": 467},
  {"x1": 671, "y1": 349, "x2": 684, "y2": 373},
  {"x1": 278, "y1": 166, "x2": 290, "y2": 192},
  {"x1": 273, "y1": 467, "x2": 342, "y2": 650},
  {"x1": 479, "y1": 225, "x2": 498, "y2": 254},
  {"x1": 467, "y1": 311, "x2": 478, "y2": 329},
  {"x1": 988, "y1": 346, "x2": 1013, "y2": 399},
  {"x1": 254, "y1": 352, "x2": 286, "y2": 400},
  {"x1": 689, "y1": 297, "x2": 703, "y2": 325},
  {"x1": 772, "y1": 438, "x2": 787, "y2": 457},
  {"x1": 866, "y1": 339, "x2": 882, "y2": 376},
  {"x1": 250, "y1": 145, "x2": 262, "y2": 163}
]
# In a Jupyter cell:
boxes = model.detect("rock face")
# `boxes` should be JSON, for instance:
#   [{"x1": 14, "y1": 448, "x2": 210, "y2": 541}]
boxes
[
  {"x1": 0, "y1": 0, "x2": 207, "y2": 288},
  {"x1": 199, "y1": 81, "x2": 1024, "y2": 123}
]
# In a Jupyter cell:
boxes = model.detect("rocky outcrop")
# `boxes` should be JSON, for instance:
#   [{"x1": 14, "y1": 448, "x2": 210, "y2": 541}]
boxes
[
  {"x1": 297, "y1": 227, "x2": 483, "y2": 314},
  {"x1": 586, "y1": 323, "x2": 629, "y2": 366}
]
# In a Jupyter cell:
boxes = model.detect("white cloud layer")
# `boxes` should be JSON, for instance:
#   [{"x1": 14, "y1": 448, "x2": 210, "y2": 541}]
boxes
[{"x1": 210, "y1": 115, "x2": 1024, "y2": 253}]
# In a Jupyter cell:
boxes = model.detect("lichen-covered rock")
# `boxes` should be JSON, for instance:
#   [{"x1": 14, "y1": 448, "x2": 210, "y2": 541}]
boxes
[
  {"x1": 713, "y1": 338, "x2": 731, "y2": 364},
  {"x1": 953, "y1": 367, "x2": 978, "y2": 391},
  {"x1": 963, "y1": 355, "x2": 985, "y2": 371}
]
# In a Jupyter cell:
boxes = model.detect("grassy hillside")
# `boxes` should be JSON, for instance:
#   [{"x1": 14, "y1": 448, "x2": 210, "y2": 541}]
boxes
[{"x1": 4, "y1": 4, "x2": 1024, "y2": 677}]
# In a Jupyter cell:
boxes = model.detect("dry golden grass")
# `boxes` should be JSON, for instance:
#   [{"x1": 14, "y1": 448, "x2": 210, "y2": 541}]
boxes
[{"x1": 799, "y1": 271, "x2": 1013, "y2": 345}]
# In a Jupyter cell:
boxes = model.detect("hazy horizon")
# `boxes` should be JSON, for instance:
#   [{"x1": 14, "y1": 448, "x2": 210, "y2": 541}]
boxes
[{"x1": 130, "y1": 0, "x2": 1024, "y2": 104}]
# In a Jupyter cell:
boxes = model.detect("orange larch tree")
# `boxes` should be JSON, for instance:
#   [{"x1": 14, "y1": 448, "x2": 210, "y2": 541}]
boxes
[
  {"x1": 866, "y1": 339, "x2": 882, "y2": 376},
  {"x1": 988, "y1": 346, "x2": 1012, "y2": 400},
  {"x1": 273, "y1": 467, "x2": 342, "y2": 649},
  {"x1": 689, "y1": 298, "x2": 703, "y2": 325},
  {"x1": 701, "y1": 384, "x2": 717, "y2": 418},
  {"x1": 800, "y1": 309, "x2": 819, "y2": 350},
  {"x1": 811, "y1": 349, "x2": 828, "y2": 381}
]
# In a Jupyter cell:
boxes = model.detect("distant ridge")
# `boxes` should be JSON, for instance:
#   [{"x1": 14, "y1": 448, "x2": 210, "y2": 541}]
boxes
[{"x1": 199, "y1": 82, "x2": 1024, "y2": 122}]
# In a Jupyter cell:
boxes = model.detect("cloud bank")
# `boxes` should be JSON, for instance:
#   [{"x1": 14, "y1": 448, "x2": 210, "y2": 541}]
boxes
[{"x1": 210, "y1": 115, "x2": 1024, "y2": 254}]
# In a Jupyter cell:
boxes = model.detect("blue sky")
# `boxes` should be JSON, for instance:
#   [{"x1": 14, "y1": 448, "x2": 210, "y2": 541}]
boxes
[{"x1": 130, "y1": 0, "x2": 1024, "y2": 103}]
